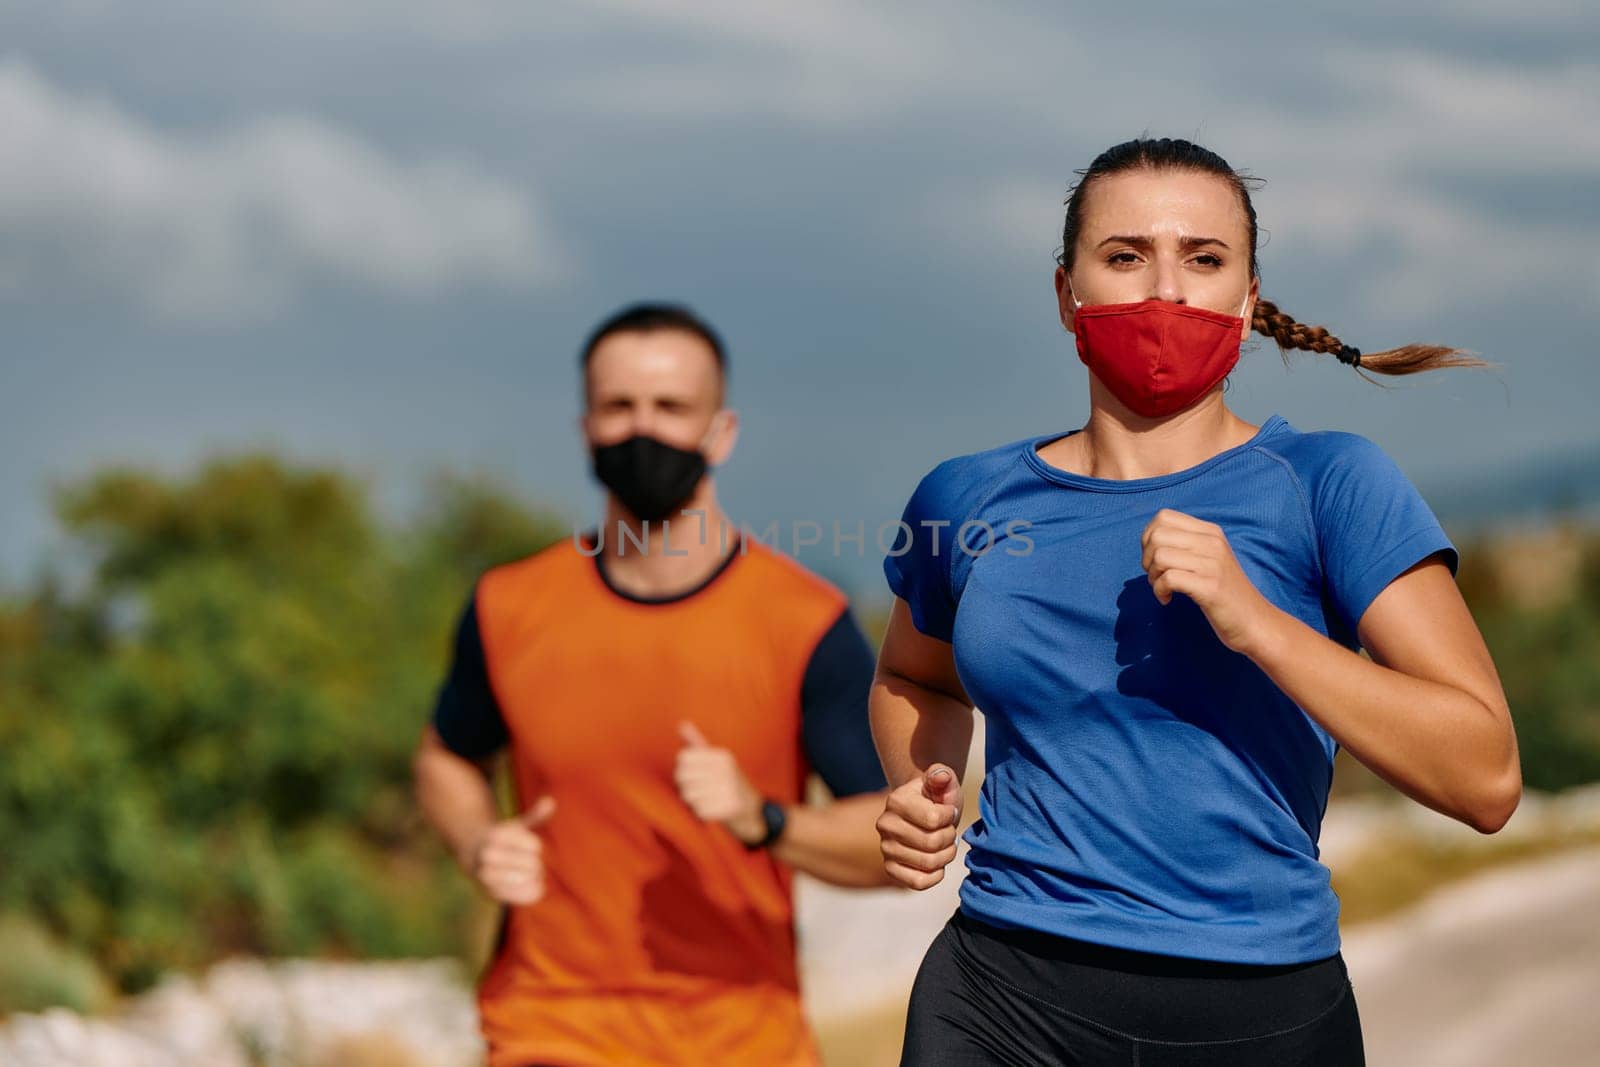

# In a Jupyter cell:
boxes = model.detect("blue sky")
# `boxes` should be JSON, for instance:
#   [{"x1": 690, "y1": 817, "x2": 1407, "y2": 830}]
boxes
[{"x1": 3, "y1": 2, "x2": 1598, "y2": 599}]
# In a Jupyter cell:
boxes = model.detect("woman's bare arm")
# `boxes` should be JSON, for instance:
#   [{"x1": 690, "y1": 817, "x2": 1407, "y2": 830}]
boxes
[
  {"x1": 1250, "y1": 557, "x2": 1521, "y2": 832},
  {"x1": 868, "y1": 598, "x2": 976, "y2": 889},
  {"x1": 870, "y1": 598, "x2": 975, "y2": 788}
]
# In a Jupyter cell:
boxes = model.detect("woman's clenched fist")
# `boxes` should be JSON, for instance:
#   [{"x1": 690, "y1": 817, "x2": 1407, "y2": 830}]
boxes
[{"x1": 877, "y1": 764, "x2": 962, "y2": 890}]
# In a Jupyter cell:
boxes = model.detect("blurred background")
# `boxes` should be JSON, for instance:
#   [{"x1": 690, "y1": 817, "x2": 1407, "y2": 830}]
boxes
[{"x1": 2, "y1": 3, "x2": 1598, "y2": 1065}]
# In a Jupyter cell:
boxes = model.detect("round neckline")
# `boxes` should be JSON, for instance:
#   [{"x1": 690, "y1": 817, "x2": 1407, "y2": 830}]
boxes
[
  {"x1": 1022, "y1": 415, "x2": 1287, "y2": 493},
  {"x1": 582, "y1": 529, "x2": 746, "y2": 606}
]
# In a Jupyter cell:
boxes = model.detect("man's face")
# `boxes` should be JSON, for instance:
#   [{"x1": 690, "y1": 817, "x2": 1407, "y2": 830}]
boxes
[{"x1": 582, "y1": 328, "x2": 732, "y2": 461}]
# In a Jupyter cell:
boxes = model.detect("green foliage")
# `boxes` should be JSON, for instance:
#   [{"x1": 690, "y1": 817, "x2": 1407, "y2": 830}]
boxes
[
  {"x1": 1338, "y1": 530, "x2": 1600, "y2": 799},
  {"x1": 0, "y1": 914, "x2": 114, "y2": 1015},
  {"x1": 1477, "y1": 600, "x2": 1600, "y2": 790},
  {"x1": 1456, "y1": 526, "x2": 1600, "y2": 793},
  {"x1": 0, "y1": 456, "x2": 566, "y2": 995}
]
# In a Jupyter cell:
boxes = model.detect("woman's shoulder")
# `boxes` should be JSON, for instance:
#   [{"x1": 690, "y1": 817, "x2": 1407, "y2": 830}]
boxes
[
  {"x1": 1256, "y1": 420, "x2": 1411, "y2": 490},
  {"x1": 900, "y1": 434, "x2": 1039, "y2": 516},
  {"x1": 1254, "y1": 420, "x2": 1436, "y2": 534}
]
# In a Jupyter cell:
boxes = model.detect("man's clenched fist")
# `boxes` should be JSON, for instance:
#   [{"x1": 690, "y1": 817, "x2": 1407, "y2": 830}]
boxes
[
  {"x1": 674, "y1": 721, "x2": 766, "y2": 845},
  {"x1": 462, "y1": 795, "x2": 556, "y2": 906}
]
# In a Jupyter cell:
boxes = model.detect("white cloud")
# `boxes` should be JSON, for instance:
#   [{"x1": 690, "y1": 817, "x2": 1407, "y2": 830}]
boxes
[
  {"x1": 1258, "y1": 180, "x2": 1583, "y2": 318},
  {"x1": 930, "y1": 176, "x2": 1068, "y2": 267},
  {"x1": 1445, "y1": 0, "x2": 1598, "y2": 28},
  {"x1": 53, "y1": 0, "x2": 926, "y2": 72},
  {"x1": 0, "y1": 58, "x2": 564, "y2": 323},
  {"x1": 11, "y1": 6, "x2": 1597, "y2": 323},
  {"x1": 1236, "y1": 50, "x2": 1600, "y2": 313},
  {"x1": 541, "y1": 0, "x2": 1016, "y2": 125},
  {"x1": 1301, "y1": 51, "x2": 1600, "y2": 174},
  {"x1": 206, "y1": 0, "x2": 1077, "y2": 127}
]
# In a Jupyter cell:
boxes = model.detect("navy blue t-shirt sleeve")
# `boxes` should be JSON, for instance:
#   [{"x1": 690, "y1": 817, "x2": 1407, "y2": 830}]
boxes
[
  {"x1": 1313, "y1": 435, "x2": 1458, "y2": 638},
  {"x1": 431, "y1": 589, "x2": 510, "y2": 759},
  {"x1": 800, "y1": 607, "x2": 888, "y2": 797},
  {"x1": 883, "y1": 463, "x2": 962, "y2": 642}
]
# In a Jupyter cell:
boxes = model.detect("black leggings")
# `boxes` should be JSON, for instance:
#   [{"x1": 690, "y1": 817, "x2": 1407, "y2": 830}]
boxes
[{"x1": 902, "y1": 910, "x2": 1364, "y2": 1066}]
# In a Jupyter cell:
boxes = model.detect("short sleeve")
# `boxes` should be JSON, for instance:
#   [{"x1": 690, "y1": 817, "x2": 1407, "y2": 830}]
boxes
[
  {"x1": 883, "y1": 464, "x2": 962, "y2": 642},
  {"x1": 799, "y1": 607, "x2": 888, "y2": 797},
  {"x1": 431, "y1": 589, "x2": 510, "y2": 759},
  {"x1": 1313, "y1": 436, "x2": 1458, "y2": 639}
]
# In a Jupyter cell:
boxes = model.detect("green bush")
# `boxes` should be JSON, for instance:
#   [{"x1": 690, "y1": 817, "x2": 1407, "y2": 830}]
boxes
[
  {"x1": 1458, "y1": 528, "x2": 1600, "y2": 792},
  {"x1": 0, "y1": 457, "x2": 563, "y2": 992},
  {"x1": 0, "y1": 913, "x2": 114, "y2": 1015}
]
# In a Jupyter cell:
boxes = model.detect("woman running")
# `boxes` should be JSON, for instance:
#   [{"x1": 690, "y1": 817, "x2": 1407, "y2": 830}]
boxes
[{"x1": 871, "y1": 137, "x2": 1520, "y2": 1066}]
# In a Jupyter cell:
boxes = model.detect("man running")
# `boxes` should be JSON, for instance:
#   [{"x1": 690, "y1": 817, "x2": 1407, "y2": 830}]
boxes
[{"x1": 414, "y1": 303, "x2": 891, "y2": 1067}]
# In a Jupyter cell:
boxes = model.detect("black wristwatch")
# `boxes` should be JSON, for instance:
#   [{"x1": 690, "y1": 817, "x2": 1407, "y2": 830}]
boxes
[{"x1": 744, "y1": 799, "x2": 787, "y2": 850}]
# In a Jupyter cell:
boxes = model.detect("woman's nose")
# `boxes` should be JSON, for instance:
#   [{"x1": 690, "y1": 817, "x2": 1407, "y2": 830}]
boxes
[{"x1": 1151, "y1": 256, "x2": 1185, "y2": 304}]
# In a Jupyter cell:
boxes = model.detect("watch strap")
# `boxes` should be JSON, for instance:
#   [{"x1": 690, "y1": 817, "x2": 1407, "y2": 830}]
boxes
[{"x1": 745, "y1": 799, "x2": 786, "y2": 850}]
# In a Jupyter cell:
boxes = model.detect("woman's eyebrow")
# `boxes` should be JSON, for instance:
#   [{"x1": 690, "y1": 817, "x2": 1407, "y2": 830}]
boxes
[{"x1": 1095, "y1": 234, "x2": 1232, "y2": 250}]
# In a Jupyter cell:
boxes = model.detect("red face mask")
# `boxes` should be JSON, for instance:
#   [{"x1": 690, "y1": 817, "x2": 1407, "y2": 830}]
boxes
[{"x1": 1069, "y1": 285, "x2": 1250, "y2": 419}]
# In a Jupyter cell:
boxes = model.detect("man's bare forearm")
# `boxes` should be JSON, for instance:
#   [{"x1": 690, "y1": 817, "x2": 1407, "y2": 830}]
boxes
[
  {"x1": 413, "y1": 726, "x2": 501, "y2": 869},
  {"x1": 768, "y1": 792, "x2": 895, "y2": 887}
]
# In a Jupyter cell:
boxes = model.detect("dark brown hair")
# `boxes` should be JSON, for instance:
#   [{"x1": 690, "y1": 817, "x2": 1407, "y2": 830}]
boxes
[
  {"x1": 1057, "y1": 138, "x2": 1485, "y2": 377},
  {"x1": 581, "y1": 302, "x2": 726, "y2": 373},
  {"x1": 579, "y1": 301, "x2": 728, "y2": 405}
]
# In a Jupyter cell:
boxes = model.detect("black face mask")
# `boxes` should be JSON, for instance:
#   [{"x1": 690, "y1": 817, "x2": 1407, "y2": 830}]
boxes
[{"x1": 590, "y1": 434, "x2": 708, "y2": 522}]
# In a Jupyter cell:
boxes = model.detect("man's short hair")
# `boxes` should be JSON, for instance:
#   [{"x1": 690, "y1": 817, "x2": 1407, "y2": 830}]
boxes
[{"x1": 579, "y1": 303, "x2": 728, "y2": 401}]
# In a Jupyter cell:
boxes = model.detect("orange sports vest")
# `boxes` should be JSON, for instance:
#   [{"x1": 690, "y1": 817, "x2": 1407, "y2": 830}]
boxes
[{"x1": 472, "y1": 536, "x2": 851, "y2": 1067}]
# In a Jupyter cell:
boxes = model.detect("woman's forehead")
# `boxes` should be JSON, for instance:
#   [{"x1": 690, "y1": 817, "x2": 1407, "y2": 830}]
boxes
[{"x1": 1078, "y1": 169, "x2": 1248, "y2": 241}]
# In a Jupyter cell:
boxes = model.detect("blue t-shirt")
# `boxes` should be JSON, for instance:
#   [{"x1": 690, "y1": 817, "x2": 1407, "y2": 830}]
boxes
[{"x1": 883, "y1": 414, "x2": 1456, "y2": 964}]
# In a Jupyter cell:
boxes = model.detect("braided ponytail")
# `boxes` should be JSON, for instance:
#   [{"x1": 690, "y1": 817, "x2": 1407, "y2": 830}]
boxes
[
  {"x1": 1059, "y1": 139, "x2": 1488, "y2": 380},
  {"x1": 1251, "y1": 298, "x2": 1486, "y2": 377}
]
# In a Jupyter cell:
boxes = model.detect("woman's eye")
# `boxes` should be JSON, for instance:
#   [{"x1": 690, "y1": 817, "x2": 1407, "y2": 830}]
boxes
[
  {"x1": 1108, "y1": 252, "x2": 1140, "y2": 265},
  {"x1": 1192, "y1": 254, "x2": 1223, "y2": 267}
]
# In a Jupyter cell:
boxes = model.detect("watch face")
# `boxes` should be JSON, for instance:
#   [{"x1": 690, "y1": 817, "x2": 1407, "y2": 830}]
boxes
[{"x1": 761, "y1": 800, "x2": 786, "y2": 844}]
